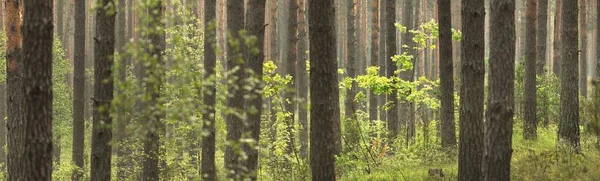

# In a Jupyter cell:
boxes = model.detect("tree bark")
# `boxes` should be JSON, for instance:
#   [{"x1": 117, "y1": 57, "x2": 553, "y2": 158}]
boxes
[
  {"x1": 309, "y1": 0, "x2": 338, "y2": 179},
  {"x1": 524, "y1": 0, "x2": 537, "y2": 140},
  {"x1": 579, "y1": 0, "x2": 588, "y2": 97},
  {"x1": 142, "y1": 2, "x2": 166, "y2": 180},
  {"x1": 5, "y1": 0, "x2": 24, "y2": 180},
  {"x1": 537, "y1": 0, "x2": 549, "y2": 127},
  {"x1": 369, "y1": 0, "x2": 379, "y2": 123},
  {"x1": 297, "y1": 0, "x2": 309, "y2": 159},
  {"x1": 558, "y1": 0, "x2": 580, "y2": 151},
  {"x1": 379, "y1": 0, "x2": 387, "y2": 124},
  {"x1": 385, "y1": 0, "x2": 399, "y2": 142},
  {"x1": 401, "y1": 0, "x2": 415, "y2": 144},
  {"x1": 285, "y1": 0, "x2": 298, "y2": 155},
  {"x1": 244, "y1": 0, "x2": 266, "y2": 179},
  {"x1": 224, "y1": 0, "x2": 245, "y2": 178},
  {"x1": 439, "y1": 0, "x2": 457, "y2": 148},
  {"x1": 552, "y1": 0, "x2": 562, "y2": 76},
  {"x1": 344, "y1": 0, "x2": 359, "y2": 149},
  {"x1": 483, "y1": 0, "x2": 515, "y2": 179},
  {"x1": 596, "y1": 0, "x2": 600, "y2": 149},
  {"x1": 72, "y1": 0, "x2": 86, "y2": 180},
  {"x1": 201, "y1": 0, "x2": 217, "y2": 180},
  {"x1": 21, "y1": 0, "x2": 53, "y2": 179},
  {"x1": 458, "y1": 0, "x2": 485, "y2": 180},
  {"x1": 90, "y1": 0, "x2": 116, "y2": 180}
]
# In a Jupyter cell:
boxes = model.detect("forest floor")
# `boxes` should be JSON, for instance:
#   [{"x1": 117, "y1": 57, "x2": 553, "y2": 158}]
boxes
[{"x1": 340, "y1": 123, "x2": 600, "y2": 181}]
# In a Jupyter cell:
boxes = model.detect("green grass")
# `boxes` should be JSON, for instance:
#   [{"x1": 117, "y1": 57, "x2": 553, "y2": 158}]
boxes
[{"x1": 340, "y1": 125, "x2": 600, "y2": 181}]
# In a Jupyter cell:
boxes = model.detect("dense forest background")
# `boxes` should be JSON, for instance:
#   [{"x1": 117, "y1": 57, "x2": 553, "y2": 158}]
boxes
[{"x1": 0, "y1": 0, "x2": 599, "y2": 180}]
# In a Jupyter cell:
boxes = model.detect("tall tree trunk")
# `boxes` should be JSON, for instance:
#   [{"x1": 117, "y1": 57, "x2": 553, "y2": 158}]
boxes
[
  {"x1": 309, "y1": 0, "x2": 338, "y2": 179},
  {"x1": 483, "y1": 0, "x2": 515, "y2": 179},
  {"x1": 580, "y1": 0, "x2": 588, "y2": 97},
  {"x1": 596, "y1": 0, "x2": 600, "y2": 149},
  {"x1": 22, "y1": 0, "x2": 53, "y2": 179},
  {"x1": 297, "y1": 0, "x2": 309, "y2": 159},
  {"x1": 558, "y1": 0, "x2": 580, "y2": 151},
  {"x1": 344, "y1": 0, "x2": 358, "y2": 149},
  {"x1": 224, "y1": 0, "x2": 245, "y2": 178},
  {"x1": 369, "y1": 0, "x2": 379, "y2": 122},
  {"x1": 201, "y1": 0, "x2": 217, "y2": 180},
  {"x1": 5, "y1": 0, "x2": 23, "y2": 180},
  {"x1": 524, "y1": 0, "x2": 538, "y2": 140},
  {"x1": 244, "y1": 0, "x2": 266, "y2": 179},
  {"x1": 458, "y1": 0, "x2": 485, "y2": 180},
  {"x1": 379, "y1": 0, "x2": 387, "y2": 124},
  {"x1": 90, "y1": 0, "x2": 116, "y2": 180},
  {"x1": 401, "y1": 0, "x2": 415, "y2": 144},
  {"x1": 385, "y1": 0, "x2": 399, "y2": 142},
  {"x1": 72, "y1": 0, "x2": 86, "y2": 180},
  {"x1": 142, "y1": 2, "x2": 166, "y2": 180},
  {"x1": 537, "y1": 0, "x2": 549, "y2": 127},
  {"x1": 56, "y1": 0, "x2": 64, "y2": 44},
  {"x1": 115, "y1": 0, "x2": 130, "y2": 178},
  {"x1": 553, "y1": 0, "x2": 562, "y2": 76},
  {"x1": 439, "y1": 0, "x2": 457, "y2": 148},
  {"x1": 285, "y1": 0, "x2": 298, "y2": 155}
]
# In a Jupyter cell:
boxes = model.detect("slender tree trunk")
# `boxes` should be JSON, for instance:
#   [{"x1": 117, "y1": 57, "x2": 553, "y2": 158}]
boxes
[
  {"x1": 22, "y1": 0, "x2": 53, "y2": 180},
  {"x1": 558, "y1": 0, "x2": 580, "y2": 151},
  {"x1": 580, "y1": 0, "x2": 588, "y2": 97},
  {"x1": 90, "y1": 0, "x2": 116, "y2": 180},
  {"x1": 458, "y1": 0, "x2": 485, "y2": 180},
  {"x1": 142, "y1": 2, "x2": 166, "y2": 180},
  {"x1": 5, "y1": 0, "x2": 23, "y2": 180},
  {"x1": 537, "y1": 0, "x2": 549, "y2": 127},
  {"x1": 244, "y1": 0, "x2": 266, "y2": 179},
  {"x1": 483, "y1": 0, "x2": 515, "y2": 179},
  {"x1": 309, "y1": 0, "x2": 338, "y2": 179},
  {"x1": 224, "y1": 0, "x2": 245, "y2": 178},
  {"x1": 385, "y1": 0, "x2": 399, "y2": 143},
  {"x1": 297, "y1": 0, "x2": 309, "y2": 159},
  {"x1": 344, "y1": 0, "x2": 359, "y2": 149},
  {"x1": 439, "y1": 0, "x2": 457, "y2": 148},
  {"x1": 379, "y1": 0, "x2": 387, "y2": 124},
  {"x1": 201, "y1": 0, "x2": 217, "y2": 180},
  {"x1": 72, "y1": 0, "x2": 86, "y2": 180},
  {"x1": 553, "y1": 0, "x2": 562, "y2": 76},
  {"x1": 285, "y1": 0, "x2": 298, "y2": 155},
  {"x1": 596, "y1": 0, "x2": 600, "y2": 149},
  {"x1": 524, "y1": 0, "x2": 538, "y2": 140},
  {"x1": 401, "y1": 0, "x2": 415, "y2": 144},
  {"x1": 369, "y1": 0, "x2": 379, "y2": 122}
]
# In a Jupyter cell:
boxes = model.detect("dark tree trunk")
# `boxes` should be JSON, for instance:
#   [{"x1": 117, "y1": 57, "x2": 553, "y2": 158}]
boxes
[
  {"x1": 5, "y1": 0, "x2": 23, "y2": 180},
  {"x1": 483, "y1": 0, "x2": 515, "y2": 179},
  {"x1": 56, "y1": 0, "x2": 64, "y2": 44},
  {"x1": 142, "y1": 2, "x2": 166, "y2": 180},
  {"x1": 438, "y1": 0, "x2": 457, "y2": 148},
  {"x1": 537, "y1": 0, "x2": 549, "y2": 127},
  {"x1": 401, "y1": 0, "x2": 415, "y2": 144},
  {"x1": 21, "y1": 0, "x2": 53, "y2": 180},
  {"x1": 244, "y1": 0, "x2": 266, "y2": 179},
  {"x1": 201, "y1": 0, "x2": 217, "y2": 180},
  {"x1": 115, "y1": 0, "x2": 130, "y2": 178},
  {"x1": 385, "y1": 0, "x2": 399, "y2": 142},
  {"x1": 297, "y1": 0, "x2": 309, "y2": 159},
  {"x1": 458, "y1": 0, "x2": 485, "y2": 180},
  {"x1": 224, "y1": 0, "x2": 245, "y2": 178},
  {"x1": 72, "y1": 0, "x2": 86, "y2": 180},
  {"x1": 552, "y1": 0, "x2": 562, "y2": 76},
  {"x1": 579, "y1": 0, "x2": 588, "y2": 97},
  {"x1": 90, "y1": 0, "x2": 116, "y2": 180},
  {"x1": 369, "y1": 0, "x2": 379, "y2": 122},
  {"x1": 379, "y1": 0, "x2": 387, "y2": 124},
  {"x1": 537, "y1": 0, "x2": 548, "y2": 75},
  {"x1": 309, "y1": 0, "x2": 338, "y2": 179},
  {"x1": 0, "y1": 84, "x2": 5, "y2": 171},
  {"x1": 524, "y1": 0, "x2": 537, "y2": 140},
  {"x1": 344, "y1": 0, "x2": 359, "y2": 149},
  {"x1": 596, "y1": 0, "x2": 600, "y2": 149},
  {"x1": 285, "y1": 0, "x2": 298, "y2": 155},
  {"x1": 558, "y1": 0, "x2": 580, "y2": 151}
]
